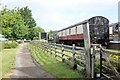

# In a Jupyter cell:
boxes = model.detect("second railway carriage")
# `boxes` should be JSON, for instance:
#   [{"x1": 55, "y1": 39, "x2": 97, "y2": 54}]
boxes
[
  {"x1": 109, "y1": 22, "x2": 120, "y2": 49},
  {"x1": 109, "y1": 22, "x2": 120, "y2": 41},
  {"x1": 51, "y1": 16, "x2": 109, "y2": 47}
]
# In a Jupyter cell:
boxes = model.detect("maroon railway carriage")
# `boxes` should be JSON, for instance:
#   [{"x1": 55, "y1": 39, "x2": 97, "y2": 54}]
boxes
[{"x1": 51, "y1": 16, "x2": 109, "y2": 47}]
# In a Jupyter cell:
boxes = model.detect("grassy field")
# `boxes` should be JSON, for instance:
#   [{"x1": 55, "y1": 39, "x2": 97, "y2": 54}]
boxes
[
  {"x1": 0, "y1": 52, "x2": 2, "y2": 79},
  {"x1": 28, "y1": 44, "x2": 84, "y2": 78},
  {"x1": 0, "y1": 42, "x2": 2, "y2": 79},
  {"x1": 0, "y1": 42, "x2": 2, "y2": 51},
  {"x1": 0, "y1": 45, "x2": 19, "y2": 78}
]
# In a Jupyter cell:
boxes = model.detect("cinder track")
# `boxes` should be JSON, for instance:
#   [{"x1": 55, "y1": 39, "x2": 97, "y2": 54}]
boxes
[{"x1": 13, "y1": 43, "x2": 53, "y2": 78}]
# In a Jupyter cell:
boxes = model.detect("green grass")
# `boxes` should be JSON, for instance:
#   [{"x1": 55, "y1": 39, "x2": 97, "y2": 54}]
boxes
[
  {"x1": 0, "y1": 42, "x2": 2, "y2": 51},
  {"x1": 28, "y1": 44, "x2": 84, "y2": 78},
  {"x1": 0, "y1": 52, "x2": 2, "y2": 79},
  {"x1": 0, "y1": 45, "x2": 19, "y2": 77}
]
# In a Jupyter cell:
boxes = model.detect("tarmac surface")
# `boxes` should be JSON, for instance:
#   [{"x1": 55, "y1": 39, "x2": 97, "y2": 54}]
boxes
[{"x1": 13, "y1": 43, "x2": 53, "y2": 78}]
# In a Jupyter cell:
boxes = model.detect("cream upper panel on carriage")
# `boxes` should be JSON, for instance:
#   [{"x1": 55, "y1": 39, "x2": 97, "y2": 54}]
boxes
[
  {"x1": 77, "y1": 25, "x2": 83, "y2": 34},
  {"x1": 70, "y1": 27, "x2": 76, "y2": 35}
]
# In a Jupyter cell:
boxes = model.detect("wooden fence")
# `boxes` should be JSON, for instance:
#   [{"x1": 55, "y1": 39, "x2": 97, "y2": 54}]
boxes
[{"x1": 30, "y1": 41, "x2": 120, "y2": 79}]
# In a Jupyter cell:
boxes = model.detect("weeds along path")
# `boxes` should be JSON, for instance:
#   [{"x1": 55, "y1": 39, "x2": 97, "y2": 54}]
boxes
[{"x1": 13, "y1": 43, "x2": 53, "y2": 78}]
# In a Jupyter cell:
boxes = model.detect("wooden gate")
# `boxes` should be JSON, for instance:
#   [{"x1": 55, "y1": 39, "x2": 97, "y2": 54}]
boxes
[{"x1": 91, "y1": 44, "x2": 120, "y2": 79}]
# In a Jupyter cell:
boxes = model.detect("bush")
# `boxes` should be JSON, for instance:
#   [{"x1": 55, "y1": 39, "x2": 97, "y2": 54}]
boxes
[
  {"x1": 33, "y1": 37, "x2": 39, "y2": 40},
  {"x1": 16, "y1": 40, "x2": 23, "y2": 44},
  {"x1": 3, "y1": 41, "x2": 18, "y2": 49}
]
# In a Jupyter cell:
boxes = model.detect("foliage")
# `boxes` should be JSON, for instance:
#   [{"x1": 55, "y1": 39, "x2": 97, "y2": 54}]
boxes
[
  {"x1": 33, "y1": 37, "x2": 39, "y2": 40},
  {"x1": 18, "y1": 6, "x2": 41, "y2": 40},
  {"x1": 3, "y1": 41, "x2": 18, "y2": 49},
  {"x1": 109, "y1": 54, "x2": 120, "y2": 62},
  {"x1": 95, "y1": 58, "x2": 100, "y2": 74},
  {"x1": 109, "y1": 54, "x2": 119, "y2": 70},
  {"x1": 13, "y1": 23, "x2": 28, "y2": 39},
  {"x1": 2, "y1": 27, "x2": 12, "y2": 38},
  {"x1": 1, "y1": 6, "x2": 45, "y2": 40},
  {"x1": 32, "y1": 26, "x2": 45, "y2": 40},
  {"x1": 95, "y1": 54, "x2": 120, "y2": 76},
  {"x1": 18, "y1": 6, "x2": 36, "y2": 28},
  {"x1": 1, "y1": 6, "x2": 28, "y2": 40}
]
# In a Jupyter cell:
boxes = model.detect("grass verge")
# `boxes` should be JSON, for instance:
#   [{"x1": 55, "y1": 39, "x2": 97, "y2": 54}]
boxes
[
  {"x1": 28, "y1": 44, "x2": 83, "y2": 78},
  {"x1": 0, "y1": 45, "x2": 19, "y2": 78}
]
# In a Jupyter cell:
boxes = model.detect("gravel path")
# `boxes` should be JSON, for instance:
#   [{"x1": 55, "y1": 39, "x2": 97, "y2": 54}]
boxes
[{"x1": 13, "y1": 43, "x2": 53, "y2": 78}]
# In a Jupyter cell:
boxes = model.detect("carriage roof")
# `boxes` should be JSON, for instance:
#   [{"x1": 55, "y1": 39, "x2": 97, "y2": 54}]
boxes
[{"x1": 57, "y1": 16, "x2": 109, "y2": 32}]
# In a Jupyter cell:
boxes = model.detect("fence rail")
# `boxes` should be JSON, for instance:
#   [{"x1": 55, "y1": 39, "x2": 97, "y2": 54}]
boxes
[{"x1": 30, "y1": 41, "x2": 120, "y2": 79}]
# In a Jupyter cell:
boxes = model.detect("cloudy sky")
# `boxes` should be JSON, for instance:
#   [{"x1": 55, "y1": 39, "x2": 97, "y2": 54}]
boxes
[{"x1": 0, "y1": 0, "x2": 119, "y2": 32}]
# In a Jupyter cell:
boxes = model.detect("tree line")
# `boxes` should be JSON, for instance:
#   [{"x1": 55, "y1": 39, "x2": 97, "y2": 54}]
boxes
[{"x1": 1, "y1": 6, "x2": 44, "y2": 40}]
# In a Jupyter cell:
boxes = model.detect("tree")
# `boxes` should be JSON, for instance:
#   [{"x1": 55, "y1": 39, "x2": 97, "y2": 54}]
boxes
[
  {"x1": 32, "y1": 26, "x2": 45, "y2": 39},
  {"x1": 12, "y1": 18, "x2": 28, "y2": 39},
  {"x1": 1, "y1": 6, "x2": 28, "y2": 40},
  {"x1": 18, "y1": 6, "x2": 37, "y2": 40},
  {"x1": 1, "y1": 6, "x2": 44, "y2": 40},
  {"x1": 18, "y1": 6, "x2": 36, "y2": 28},
  {"x1": 2, "y1": 27, "x2": 12, "y2": 38}
]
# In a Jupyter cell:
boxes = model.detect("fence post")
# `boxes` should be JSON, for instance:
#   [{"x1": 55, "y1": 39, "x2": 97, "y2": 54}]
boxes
[
  {"x1": 48, "y1": 43, "x2": 51, "y2": 56},
  {"x1": 72, "y1": 44, "x2": 77, "y2": 70},
  {"x1": 45, "y1": 43, "x2": 47, "y2": 55},
  {"x1": 41, "y1": 43, "x2": 43, "y2": 51},
  {"x1": 84, "y1": 48, "x2": 91, "y2": 78},
  {"x1": 61, "y1": 44, "x2": 64, "y2": 62},
  {"x1": 46, "y1": 44, "x2": 49, "y2": 54},
  {"x1": 44, "y1": 43, "x2": 46, "y2": 55},
  {"x1": 43, "y1": 43, "x2": 45, "y2": 53},
  {"x1": 49, "y1": 43, "x2": 52, "y2": 56},
  {"x1": 99, "y1": 45, "x2": 102, "y2": 78},
  {"x1": 91, "y1": 45, "x2": 96, "y2": 78},
  {"x1": 54, "y1": 43, "x2": 57, "y2": 57},
  {"x1": 43, "y1": 43, "x2": 45, "y2": 52},
  {"x1": 83, "y1": 23, "x2": 91, "y2": 78}
]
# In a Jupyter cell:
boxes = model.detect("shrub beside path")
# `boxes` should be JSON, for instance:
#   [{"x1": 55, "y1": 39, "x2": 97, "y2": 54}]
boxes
[{"x1": 13, "y1": 43, "x2": 53, "y2": 78}]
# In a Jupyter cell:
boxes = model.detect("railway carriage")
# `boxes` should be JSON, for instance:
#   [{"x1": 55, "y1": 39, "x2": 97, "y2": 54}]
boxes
[
  {"x1": 50, "y1": 16, "x2": 109, "y2": 47},
  {"x1": 109, "y1": 22, "x2": 120, "y2": 49},
  {"x1": 109, "y1": 22, "x2": 120, "y2": 40}
]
